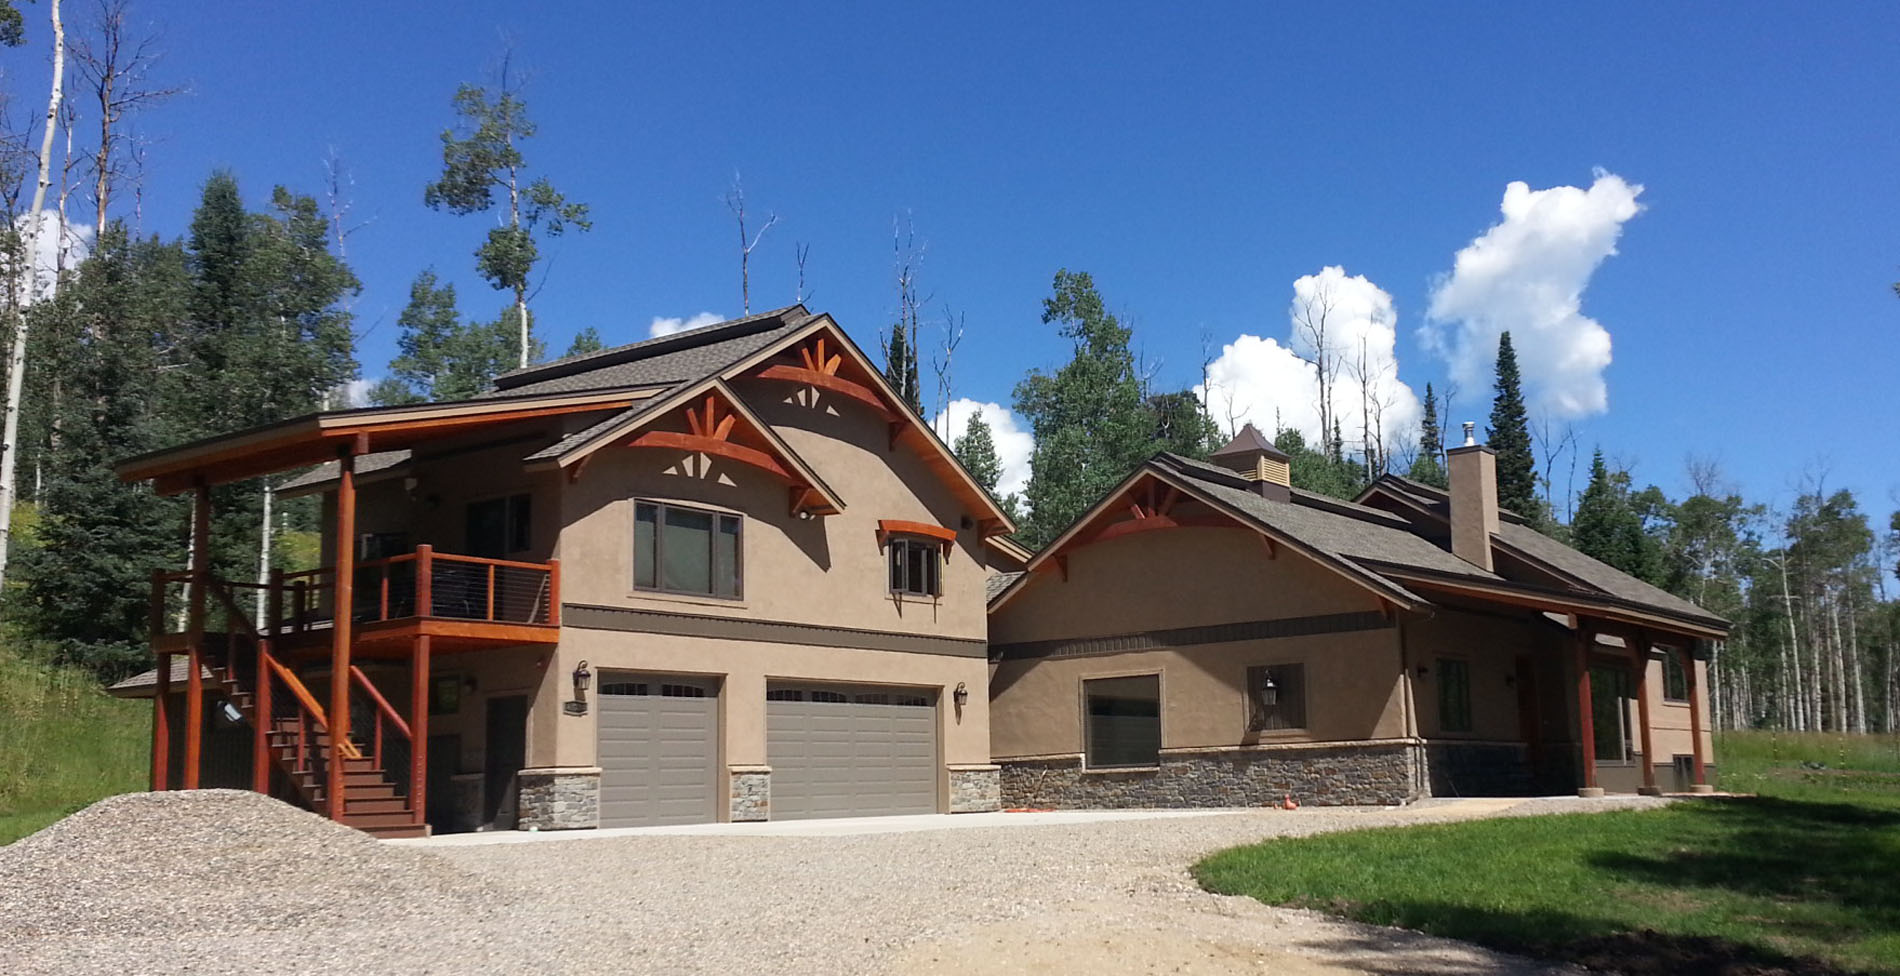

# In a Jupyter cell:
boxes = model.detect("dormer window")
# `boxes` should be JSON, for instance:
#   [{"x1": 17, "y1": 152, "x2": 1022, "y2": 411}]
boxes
[{"x1": 888, "y1": 537, "x2": 941, "y2": 597}]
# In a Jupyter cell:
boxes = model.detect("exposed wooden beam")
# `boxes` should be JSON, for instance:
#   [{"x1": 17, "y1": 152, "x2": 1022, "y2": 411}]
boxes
[
  {"x1": 755, "y1": 364, "x2": 896, "y2": 421},
  {"x1": 627, "y1": 430, "x2": 794, "y2": 482}
]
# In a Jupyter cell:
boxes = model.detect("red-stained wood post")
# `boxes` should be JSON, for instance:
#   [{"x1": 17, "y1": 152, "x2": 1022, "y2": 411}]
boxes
[
  {"x1": 416, "y1": 545, "x2": 433, "y2": 619},
  {"x1": 151, "y1": 652, "x2": 171, "y2": 791},
  {"x1": 328, "y1": 445, "x2": 359, "y2": 820},
  {"x1": 410, "y1": 634, "x2": 431, "y2": 830},
  {"x1": 1575, "y1": 632, "x2": 1599, "y2": 794},
  {"x1": 1683, "y1": 645, "x2": 1710, "y2": 791},
  {"x1": 183, "y1": 483, "x2": 211, "y2": 790},
  {"x1": 1634, "y1": 635, "x2": 1659, "y2": 795},
  {"x1": 253, "y1": 646, "x2": 274, "y2": 793},
  {"x1": 546, "y1": 559, "x2": 560, "y2": 627}
]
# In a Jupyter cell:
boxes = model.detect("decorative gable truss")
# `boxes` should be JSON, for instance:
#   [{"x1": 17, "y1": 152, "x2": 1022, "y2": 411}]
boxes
[{"x1": 1030, "y1": 471, "x2": 1259, "y2": 582}]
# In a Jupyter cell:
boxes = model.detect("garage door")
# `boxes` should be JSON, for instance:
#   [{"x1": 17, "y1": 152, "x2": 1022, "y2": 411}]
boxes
[
  {"x1": 597, "y1": 675, "x2": 719, "y2": 828},
  {"x1": 767, "y1": 684, "x2": 938, "y2": 820}
]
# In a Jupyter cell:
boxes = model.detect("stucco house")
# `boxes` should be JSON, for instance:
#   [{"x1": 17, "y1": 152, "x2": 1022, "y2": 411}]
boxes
[
  {"x1": 986, "y1": 424, "x2": 1727, "y2": 809},
  {"x1": 110, "y1": 306, "x2": 1019, "y2": 836}
]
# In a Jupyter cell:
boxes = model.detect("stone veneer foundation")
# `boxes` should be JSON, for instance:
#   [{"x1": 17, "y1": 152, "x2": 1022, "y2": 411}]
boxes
[
  {"x1": 516, "y1": 767, "x2": 601, "y2": 830},
  {"x1": 947, "y1": 764, "x2": 1002, "y2": 813},
  {"x1": 729, "y1": 765, "x2": 771, "y2": 822},
  {"x1": 999, "y1": 742, "x2": 1425, "y2": 809}
]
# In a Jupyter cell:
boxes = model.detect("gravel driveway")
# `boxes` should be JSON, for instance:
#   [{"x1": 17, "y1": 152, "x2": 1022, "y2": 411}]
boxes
[{"x1": 2, "y1": 791, "x2": 1667, "y2": 976}]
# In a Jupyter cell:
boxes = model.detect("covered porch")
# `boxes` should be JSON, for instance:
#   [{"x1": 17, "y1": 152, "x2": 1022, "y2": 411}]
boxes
[{"x1": 114, "y1": 394, "x2": 613, "y2": 835}]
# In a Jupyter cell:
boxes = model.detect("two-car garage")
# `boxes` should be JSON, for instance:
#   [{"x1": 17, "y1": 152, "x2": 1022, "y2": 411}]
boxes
[{"x1": 595, "y1": 673, "x2": 940, "y2": 828}]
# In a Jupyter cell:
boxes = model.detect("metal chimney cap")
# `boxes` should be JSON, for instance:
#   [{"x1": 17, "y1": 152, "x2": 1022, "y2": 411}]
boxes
[{"x1": 1461, "y1": 421, "x2": 1476, "y2": 447}]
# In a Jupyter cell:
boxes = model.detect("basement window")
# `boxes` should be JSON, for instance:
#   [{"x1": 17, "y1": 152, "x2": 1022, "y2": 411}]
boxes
[{"x1": 1085, "y1": 674, "x2": 1161, "y2": 768}]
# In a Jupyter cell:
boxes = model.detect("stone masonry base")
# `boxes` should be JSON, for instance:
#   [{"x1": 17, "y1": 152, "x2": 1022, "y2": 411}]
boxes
[
  {"x1": 1000, "y1": 743, "x2": 1424, "y2": 809},
  {"x1": 947, "y1": 764, "x2": 1002, "y2": 813},
  {"x1": 516, "y1": 767, "x2": 601, "y2": 830},
  {"x1": 729, "y1": 765, "x2": 771, "y2": 822}
]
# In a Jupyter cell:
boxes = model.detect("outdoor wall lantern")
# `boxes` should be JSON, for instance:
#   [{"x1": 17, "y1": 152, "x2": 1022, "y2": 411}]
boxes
[
  {"x1": 572, "y1": 660, "x2": 592, "y2": 697},
  {"x1": 219, "y1": 701, "x2": 244, "y2": 725},
  {"x1": 953, "y1": 681, "x2": 969, "y2": 708},
  {"x1": 1259, "y1": 672, "x2": 1278, "y2": 707}
]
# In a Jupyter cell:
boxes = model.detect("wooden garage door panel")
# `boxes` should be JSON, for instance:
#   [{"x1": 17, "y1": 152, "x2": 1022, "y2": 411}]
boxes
[
  {"x1": 598, "y1": 689, "x2": 718, "y2": 828},
  {"x1": 768, "y1": 696, "x2": 937, "y2": 820}
]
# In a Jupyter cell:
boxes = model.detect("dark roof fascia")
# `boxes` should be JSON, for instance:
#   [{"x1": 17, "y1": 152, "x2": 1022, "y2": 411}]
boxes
[{"x1": 1358, "y1": 558, "x2": 1730, "y2": 636}]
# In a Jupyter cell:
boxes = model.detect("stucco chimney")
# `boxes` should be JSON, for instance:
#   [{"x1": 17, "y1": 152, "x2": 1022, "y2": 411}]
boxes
[
  {"x1": 1447, "y1": 422, "x2": 1498, "y2": 571},
  {"x1": 1209, "y1": 423, "x2": 1291, "y2": 502}
]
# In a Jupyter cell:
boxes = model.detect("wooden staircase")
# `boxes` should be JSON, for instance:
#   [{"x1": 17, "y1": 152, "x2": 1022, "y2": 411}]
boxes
[{"x1": 203, "y1": 635, "x2": 428, "y2": 839}]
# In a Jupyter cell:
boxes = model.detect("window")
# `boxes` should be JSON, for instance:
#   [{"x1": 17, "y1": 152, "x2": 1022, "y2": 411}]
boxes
[
  {"x1": 1438, "y1": 658, "x2": 1472, "y2": 733},
  {"x1": 466, "y1": 494, "x2": 531, "y2": 557},
  {"x1": 634, "y1": 501, "x2": 743, "y2": 599},
  {"x1": 1085, "y1": 674, "x2": 1161, "y2": 768},
  {"x1": 1247, "y1": 664, "x2": 1306, "y2": 731},
  {"x1": 1661, "y1": 651, "x2": 1689, "y2": 702},
  {"x1": 887, "y1": 537, "x2": 942, "y2": 597}
]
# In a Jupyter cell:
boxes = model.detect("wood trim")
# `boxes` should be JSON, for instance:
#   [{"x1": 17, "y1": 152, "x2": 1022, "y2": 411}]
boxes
[
  {"x1": 1366, "y1": 563, "x2": 1728, "y2": 641},
  {"x1": 754, "y1": 364, "x2": 897, "y2": 421},
  {"x1": 877, "y1": 519, "x2": 958, "y2": 546},
  {"x1": 991, "y1": 610, "x2": 1393, "y2": 661},
  {"x1": 627, "y1": 430, "x2": 795, "y2": 482},
  {"x1": 562, "y1": 603, "x2": 987, "y2": 658}
]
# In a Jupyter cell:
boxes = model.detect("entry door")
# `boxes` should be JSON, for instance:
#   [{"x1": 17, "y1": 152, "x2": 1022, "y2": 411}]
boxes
[{"x1": 484, "y1": 696, "x2": 529, "y2": 828}]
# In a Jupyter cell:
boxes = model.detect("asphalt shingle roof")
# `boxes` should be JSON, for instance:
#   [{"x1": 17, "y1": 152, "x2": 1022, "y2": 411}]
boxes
[
  {"x1": 1495, "y1": 521, "x2": 1727, "y2": 626},
  {"x1": 276, "y1": 449, "x2": 413, "y2": 493},
  {"x1": 487, "y1": 307, "x2": 813, "y2": 398},
  {"x1": 986, "y1": 571, "x2": 1025, "y2": 603}
]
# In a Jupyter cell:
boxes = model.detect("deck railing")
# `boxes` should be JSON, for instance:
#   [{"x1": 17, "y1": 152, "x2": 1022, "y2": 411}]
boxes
[{"x1": 271, "y1": 545, "x2": 560, "y2": 634}]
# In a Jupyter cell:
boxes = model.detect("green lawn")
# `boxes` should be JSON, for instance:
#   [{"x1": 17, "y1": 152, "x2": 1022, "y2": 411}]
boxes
[
  {"x1": 0, "y1": 649, "x2": 149, "y2": 844},
  {"x1": 1195, "y1": 731, "x2": 1900, "y2": 976}
]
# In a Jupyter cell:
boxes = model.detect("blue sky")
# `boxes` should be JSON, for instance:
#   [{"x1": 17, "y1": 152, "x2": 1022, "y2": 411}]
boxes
[{"x1": 43, "y1": 2, "x2": 1900, "y2": 521}]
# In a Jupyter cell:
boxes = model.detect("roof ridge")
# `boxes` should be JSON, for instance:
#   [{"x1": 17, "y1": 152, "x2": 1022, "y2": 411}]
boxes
[{"x1": 493, "y1": 304, "x2": 809, "y2": 389}]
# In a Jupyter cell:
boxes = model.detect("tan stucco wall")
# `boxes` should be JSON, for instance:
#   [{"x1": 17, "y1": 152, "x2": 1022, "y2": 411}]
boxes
[
  {"x1": 988, "y1": 526, "x2": 1405, "y2": 761},
  {"x1": 1640, "y1": 654, "x2": 1715, "y2": 765},
  {"x1": 1400, "y1": 609, "x2": 1566, "y2": 742},
  {"x1": 991, "y1": 526, "x2": 1380, "y2": 646},
  {"x1": 989, "y1": 628, "x2": 1407, "y2": 761},
  {"x1": 557, "y1": 379, "x2": 990, "y2": 640}
]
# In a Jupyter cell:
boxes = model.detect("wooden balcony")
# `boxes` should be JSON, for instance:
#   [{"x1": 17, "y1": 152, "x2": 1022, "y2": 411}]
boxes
[{"x1": 152, "y1": 545, "x2": 561, "y2": 658}]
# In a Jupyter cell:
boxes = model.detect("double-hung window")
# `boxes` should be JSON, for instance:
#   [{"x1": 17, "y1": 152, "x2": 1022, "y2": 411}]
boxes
[
  {"x1": 634, "y1": 501, "x2": 742, "y2": 599},
  {"x1": 888, "y1": 537, "x2": 942, "y2": 597}
]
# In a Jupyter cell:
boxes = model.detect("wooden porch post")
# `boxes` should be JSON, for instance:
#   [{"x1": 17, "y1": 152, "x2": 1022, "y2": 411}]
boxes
[
  {"x1": 1683, "y1": 645, "x2": 1711, "y2": 792},
  {"x1": 1575, "y1": 632, "x2": 1600, "y2": 796},
  {"x1": 183, "y1": 483, "x2": 211, "y2": 790},
  {"x1": 151, "y1": 652, "x2": 171, "y2": 790},
  {"x1": 328, "y1": 444, "x2": 359, "y2": 820},
  {"x1": 1633, "y1": 634, "x2": 1660, "y2": 795},
  {"x1": 411, "y1": 634, "x2": 431, "y2": 830}
]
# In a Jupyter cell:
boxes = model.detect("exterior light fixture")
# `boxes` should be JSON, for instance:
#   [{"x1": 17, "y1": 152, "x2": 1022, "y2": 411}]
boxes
[
  {"x1": 952, "y1": 682, "x2": 969, "y2": 708},
  {"x1": 572, "y1": 660, "x2": 592, "y2": 696},
  {"x1": 1260, "y1": 672, "x2": 1278, "y2": 707},
  {"x1": 219, "y1": 701, "x2": 244, "y2": 724},
  {"x1": 1415, "y1": 665, "x2": 1429, "y2": 677}
]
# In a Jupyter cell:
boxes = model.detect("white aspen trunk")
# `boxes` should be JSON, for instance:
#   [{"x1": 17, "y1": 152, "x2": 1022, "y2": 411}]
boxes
[
  {"x1": 255, "y1": 481, "x2": 273, "y2": 627},
  {"x1": 0, "y1": 0, "x2": 67, "y2": 596},
  {"x1": 1846, "y1": 590, "x2": 1864, "y2": 733},
  {"x1": 508, "y1": 163, "x2": 527, "y2": 369},
  {"x1": 1780, "y1": 558, "x2": 1805, "y2": 730}
]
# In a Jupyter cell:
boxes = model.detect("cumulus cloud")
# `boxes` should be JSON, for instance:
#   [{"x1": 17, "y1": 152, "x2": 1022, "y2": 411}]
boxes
[
  {"x1": 932, "y1": 398, "x2": 1033, "y2": 499},
  {"x1": 341, "y1": 378, "x2": 374, "y2": 408},
  {"x1": 1197, "y1": 266, "x2": 1422, "y2": 460},
  {"x1": 1421, "y1": 170, "x2": 1643, "y2": 419},
  {"x1": 9, "y1": 210, "x2": 92, "y2": 305},
  {"x1": 648, "y1": 311, "x2": 724, "y2": 338}
]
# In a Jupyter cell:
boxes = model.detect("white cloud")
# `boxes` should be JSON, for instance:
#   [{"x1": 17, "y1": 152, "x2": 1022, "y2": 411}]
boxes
[
  {"x1": 648, "y1": 311, "x2": 724, "y2": 338},
  {"x1": 932, "y1": 398, "x2": 1033, "y2": 499},
  {"x1": 1421, "y1": 170, "x2": 1643, "y2": 419},
  {"x1": 1197, "y1": 266, "x2": 1422, "y2": 460},
  {"x1": 8, "y1": 210, "x2": 92, "y2": 305},
  {"x1": 342, "y1": 378, "x2": 374, "y2": 408}
]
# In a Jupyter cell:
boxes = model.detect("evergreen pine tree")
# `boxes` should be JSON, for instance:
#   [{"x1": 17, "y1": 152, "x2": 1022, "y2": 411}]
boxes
[
  {"x1": 1146, "y1": 390, "x2": 1221, "y2": 459},
  {"x1": 1487, "y1": 331, "x2": 1537, "y2": 516},
  {"x1": 1572, "y1": 449, "x2": 1665, "y2": 584},
  {"x1": 1012, "y1": 270, "x2": 1154, "y2": 546},
  {"x1": 1274, "y1": 427, "x2": 1367, "y2": 500},
  {"x1": 19, "y1": 226, "x2": 191, "y2": 679},
  {"x1": 565, "y1": 327, "x2": 604, "y2": 356},
  {"x1": 881, "y1": 317, "x2": 922, "y2": 413},
  {"x1": 1406, "y1": 382, "x2": 1448, "y2": 488},
  {"x1": 952, "y1": 412, "x2": 1023, "y2": 524}
]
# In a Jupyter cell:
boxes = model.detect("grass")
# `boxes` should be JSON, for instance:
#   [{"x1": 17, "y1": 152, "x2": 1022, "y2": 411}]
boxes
[
  {"x1": 0, "y1": 648, "x2": 149, "y2": 845},
  {"x1": 1194, "y1": 731, "x2": 1900, "y2": 975}
]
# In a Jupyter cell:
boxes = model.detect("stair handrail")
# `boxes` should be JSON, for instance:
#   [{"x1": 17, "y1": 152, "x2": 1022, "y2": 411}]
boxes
[
  {"x1": 265, "y1": 655, "x2": 362, "y2": 760},
  {"x1": 348, "y1": 664, "x2": 410, "y2": 769}
]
